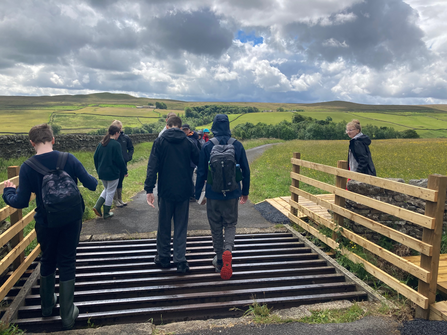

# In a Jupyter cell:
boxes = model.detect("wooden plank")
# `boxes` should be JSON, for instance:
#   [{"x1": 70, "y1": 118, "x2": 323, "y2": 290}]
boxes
[
  {"x1": 290, "y1": 186, "x2": 433, "y2": 256},
  {"x1": 341, "y1": 249, "x2": 429, "y2": 309},
  {"x1": 0, "y1": 263, "x2": 40, "y2": 325},
  {"x1": 0, "y1": 245, "x2": 41, "y2": 302},
  {"x1": 0, "y1": 230, "x2": 37, "y2": 275},
  {"x1": 289, "y1": 199, "x2": 431, "y2": 283},
  {"x1": 0, "y1": 206, "x2": 17, "y2": 222},
  {"x1": 333, "y1": 160, "x2": 348, "y2": 244},
  {"x1": 287, "y1": 213, "x2": 339, "y2": 250},
  {"x1": 266, "y1": 199, "x2": 291, "y2": 217},
  {"x1": 291, "y1": 153, "x2": 300, "y2": 217},
  {"x1": 416, "y1": 174, "x2": 447, "y2": 319},
  {"x1": 0, "y1": 176, "x2": 20, "y2": 195},
  {"x1": 291, "y1": 158, "x2": 437, "y2": 202},
  {"x1": 7, "y1": 166, "x2": 23, "y2": 270},
  {"x1": 291, "y1": 173, "x2": 435, "y2": 229},
  {"x1": 430, "y1": 301, "x2": 447, "y2": 321},
  {"x1": 0, "y1": 210, "x2": 35, "y2": 249}
]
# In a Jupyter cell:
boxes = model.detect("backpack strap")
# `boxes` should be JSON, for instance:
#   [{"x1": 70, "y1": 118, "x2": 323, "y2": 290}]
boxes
[
  {"x1": 24, "y1": 157, "x2": 50, "y2": 176},
  {"x1": 210, "y1": 138, "x2": 236, "y2": 145},
  {"x1": 227, "y1": 138, "x2": 236, "y2": 145},
  {"x1": 56, "y1": 152, "x2": 69, "y2": 170},
  {"x1": 210, "y1": 138, "x2": 219, "y2": 145}
]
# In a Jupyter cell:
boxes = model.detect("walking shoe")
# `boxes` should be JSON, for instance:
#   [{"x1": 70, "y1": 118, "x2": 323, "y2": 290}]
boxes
[
  {"x1": 176, "y1": 261, "x2": 190, "y2": 274},
  {"x1": 212, "y1": 255, "x2": 223, "y2": 273},
  {"x1": 154, "y1": 255, "x2": 171, "y2": 268},
  {"x1": 221, "y1": 250, "x2": 233, "y2": 280}
]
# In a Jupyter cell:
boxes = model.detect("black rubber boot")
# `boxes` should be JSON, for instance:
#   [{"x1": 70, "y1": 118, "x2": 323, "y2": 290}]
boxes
[
  {"x1": 93, "y1": 197, "x2": 105, "y2": 217},
  {"x1": 59, "y1": 279, "x2": 79, "y2": 330},
  {"x1": 103, "y1": 205, "x2": 114, "y2": 219},
  {"x1": 40, "y1": 272, "x2": 57, "y2": 317}
]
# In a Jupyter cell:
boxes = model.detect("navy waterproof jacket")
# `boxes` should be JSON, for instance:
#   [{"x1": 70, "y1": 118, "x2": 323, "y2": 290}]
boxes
[{"x1": 195, "y1": 114, "x2": 250, "y2": 201}]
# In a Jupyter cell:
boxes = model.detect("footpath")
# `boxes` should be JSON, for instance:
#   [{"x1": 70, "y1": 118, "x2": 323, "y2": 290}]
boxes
[{"x1": 35, "y1": 144, "x2": 447, "y2": 334}]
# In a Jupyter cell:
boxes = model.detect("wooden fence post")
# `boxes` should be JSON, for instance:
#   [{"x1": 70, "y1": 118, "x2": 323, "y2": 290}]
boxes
[
  {"x1": 333, "y1": 160, "x2": 348, "y2": 244},
  {"x1": 416, "y1": 174, "x2": 447, "y2": 319},
  {"x1": 291, "y1": 153, "x2": 300, "y2": 217},
  {"x1": 7, "y1": 166, "x2": 24, "y2": 270}
]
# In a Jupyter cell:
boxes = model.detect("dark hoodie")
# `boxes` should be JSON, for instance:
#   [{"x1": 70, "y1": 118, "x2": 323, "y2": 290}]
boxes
[
  {"x1": 348, "y1": 133, "x2": 376, "y2": 176},
  {"x1": 144, "y1": 127, "x2": 200, "y2": 202},
  {"x1": 195, "y1": 114, "x2": 250, "y2": 200}
]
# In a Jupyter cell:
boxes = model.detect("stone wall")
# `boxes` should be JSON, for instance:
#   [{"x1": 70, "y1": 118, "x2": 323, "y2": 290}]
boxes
[
  {"x1": 345, "y1": 179, "x2": 447, "y2": 243},
  {"x1": 0, "y1": 133, "x2": 158, "y2": 160}
]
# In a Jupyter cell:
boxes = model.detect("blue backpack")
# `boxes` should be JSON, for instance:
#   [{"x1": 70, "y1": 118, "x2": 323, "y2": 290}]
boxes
[{"x1": 24, "y1": 152, "x2": 84, "y2": 227}]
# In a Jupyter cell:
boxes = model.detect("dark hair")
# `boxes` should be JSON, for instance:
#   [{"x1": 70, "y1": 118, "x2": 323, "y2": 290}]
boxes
[
  {"x1": 101, "y1": 125, "x2": 121, "y2": 147},
  {"x1": 167, "y1": 116, "x2": 182, "y2": 128},
  {"x1": 29, "y1": 123, "x2": 54, "y2": 144}
]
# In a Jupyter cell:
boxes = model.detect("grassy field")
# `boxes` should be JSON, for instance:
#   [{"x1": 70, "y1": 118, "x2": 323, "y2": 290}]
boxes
[
  {"x1": 2, "y1": 93, "x2": 447, "y2": 137},
  {"x1": 248, "y1": 138, "x2": 447, "y2": 203}
]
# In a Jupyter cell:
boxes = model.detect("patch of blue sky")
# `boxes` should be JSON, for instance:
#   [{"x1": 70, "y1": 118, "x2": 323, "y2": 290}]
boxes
[{"x1": 236, "y1": 30, "x2": 263, "y2": 46}]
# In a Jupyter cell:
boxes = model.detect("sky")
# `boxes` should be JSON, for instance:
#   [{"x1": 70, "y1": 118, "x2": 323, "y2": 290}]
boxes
[{"x1": 0, "y1": 0, "x2": 446, "y2": 105}]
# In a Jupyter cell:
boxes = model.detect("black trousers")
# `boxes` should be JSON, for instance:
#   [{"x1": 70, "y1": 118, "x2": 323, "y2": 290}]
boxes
[
  {"x1": 35, "y1": 219, "x2": 82, "y2": 281},
  {"x1": 117, "y1": 162, "x2": 128, "y2": 189},
  {"x1": 157, "y1": 197, "x2": 189, "y2": 264}
]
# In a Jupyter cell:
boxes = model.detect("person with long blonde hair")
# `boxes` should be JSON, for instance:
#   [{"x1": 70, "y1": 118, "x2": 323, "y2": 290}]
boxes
[{"x1": 346, "y1": 119, "x2": 376, "y2": 176}]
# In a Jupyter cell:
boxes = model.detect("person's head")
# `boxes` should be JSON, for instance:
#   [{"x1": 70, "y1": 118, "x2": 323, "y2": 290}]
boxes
[
  {"x1": 29, "y1": 123, "x2": 54, "y2": 146},
  {"x1": 210, "y1": 115, "x2": 230, "y2": 138},
  {"x1": 182, "y1": 124, "x2": 190, "y2": 135},
  {"x1": 111, "y1": 120, "x2": 123, "y2": 132},
  {"x1": 166, "y1": 116, "x2": 182, "y2": 129},
  {"x1": 165, "y1": 112, "x2": 176, "y2": 123},
  {"x1": 101, "y1": 125, "x2": 121, "y2": 146},
  {"x1": 346, "y1": 119, "x2": 361, "y2": 139},
  {"x1": 203, "y1": 128, "x2": 210, "y2": 136},
  {"x1": 197, "y1": 130, "x2": 203, "y2": 139}
]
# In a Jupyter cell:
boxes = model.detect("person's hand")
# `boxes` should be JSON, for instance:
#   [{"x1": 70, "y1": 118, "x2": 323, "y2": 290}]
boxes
[
  {"x1": 199, "y1": 198, "x2": 206, "y2": 205},
  {"x1": 240, "y1": 195, "x2": 248, "y2": 204},
  {"x1": 146, "y1": 193, "x2": 155, "y2": 208},
  {"x1": 124, "y1": 174, "x2": 129, "y2": 177},
  {"x1": 4, "y1": 180, "x2": 17, "y2": 189}
]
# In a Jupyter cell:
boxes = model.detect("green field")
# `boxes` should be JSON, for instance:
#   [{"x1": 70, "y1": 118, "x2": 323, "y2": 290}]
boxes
[{"x1": 2, "y1": 93, "x2": 447, "y2": 137}]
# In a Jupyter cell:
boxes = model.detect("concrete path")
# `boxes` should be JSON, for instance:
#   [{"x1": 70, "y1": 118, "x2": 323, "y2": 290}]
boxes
[{"x1": 81, "y1": 143, "x2": 279, "y2": 237}]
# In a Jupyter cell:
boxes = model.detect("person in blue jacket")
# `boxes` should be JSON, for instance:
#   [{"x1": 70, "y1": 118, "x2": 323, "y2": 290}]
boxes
[
  {"x1": 195, "y1": 114, "x2": 250, "y2": 280},
  {"x1": 2, "y1": 123, "x2": 98, "y2": 330}
]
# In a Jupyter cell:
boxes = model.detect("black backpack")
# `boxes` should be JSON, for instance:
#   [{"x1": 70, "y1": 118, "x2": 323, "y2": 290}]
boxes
[
  {"x1": 24, "y1": 152, "x2": 84, "y2": 227},
  {"x1": 208, "y1": 138, "x2": 240, "y2": 196}
]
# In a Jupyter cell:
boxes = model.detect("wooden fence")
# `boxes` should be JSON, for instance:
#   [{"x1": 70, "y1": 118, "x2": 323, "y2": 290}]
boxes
[
  {"x1": 289, "y1": 153, "x2": 447, "y2": 319},
  {"x1": 0, "y1": 166, "x2": 41, "y2": 325}
]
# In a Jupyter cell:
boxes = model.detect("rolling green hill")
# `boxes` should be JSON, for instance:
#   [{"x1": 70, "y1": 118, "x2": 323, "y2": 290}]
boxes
[{"x1": 1, "y1": 93, "x2": 447, "y2": 137}]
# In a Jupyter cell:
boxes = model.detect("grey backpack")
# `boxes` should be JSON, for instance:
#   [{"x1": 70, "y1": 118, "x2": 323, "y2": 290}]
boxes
[{"x1": 209, "y1": 138, "x2": 238, "y2": 196}]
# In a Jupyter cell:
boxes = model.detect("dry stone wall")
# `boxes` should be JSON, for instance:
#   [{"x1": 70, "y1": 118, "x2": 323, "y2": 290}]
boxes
[
  {"x1": 345, "y1": 179, "x2": 447, "y2": 243},
  {"x1": 0, "y1": 133, "x2": 158, "y2": 160}
]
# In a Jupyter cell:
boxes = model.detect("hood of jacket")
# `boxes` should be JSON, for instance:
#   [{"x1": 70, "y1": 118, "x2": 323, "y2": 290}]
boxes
[
  {"x1": 161, "y1": 127, "x2": 187, "y2": 143},
  {"x1": 188, "y1": 130, "x2": 199, "y2": 140},
  {"x1": 351, "y1": 133, "x2": 371, "y2": 146},
  {"x1": 211, "y1": 114, "x2": 231, "y2": 143}
]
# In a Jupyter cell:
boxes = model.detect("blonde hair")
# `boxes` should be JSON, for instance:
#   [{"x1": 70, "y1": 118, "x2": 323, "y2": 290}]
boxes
[
  {"x1": 347, "y1": 119, "x2": 361, "y2": 132},
  {"x1": 111, "y1": 120, "x2": 123, "y2": 128}
]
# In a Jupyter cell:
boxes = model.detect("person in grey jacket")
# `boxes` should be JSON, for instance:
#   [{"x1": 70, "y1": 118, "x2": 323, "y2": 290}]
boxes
[
  {"x1": 111, "y1": 120, "x2": 134, "y2": 207},
  {"x1": 346, "y1": 119, "x2": 376, "y2": 176}
]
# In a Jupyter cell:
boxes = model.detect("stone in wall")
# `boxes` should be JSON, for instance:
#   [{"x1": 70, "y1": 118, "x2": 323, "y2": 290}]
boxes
[
  {"x1": 345, "y1": 178, "x2": 447, "y2": 244},
  {"x1": 0, "y1": 133, "x2": 158, "y2": 160}
]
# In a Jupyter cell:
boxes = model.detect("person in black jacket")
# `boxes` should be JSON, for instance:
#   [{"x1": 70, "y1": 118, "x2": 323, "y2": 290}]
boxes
[
  {"x1": 195, "y1": 114, "x2": 250, "y2": 280},
  {"x1": 2, "y1": 123, "x2": 98, "y2": 330},
  {"x1": 346, "y1": 119, "x2": 376, "y2": 176},
  {"x1": 93, "y1": 125, "x2": 128, "y2": 219},
  {"x1": 144, "y1": 116, "x2": 200, "y2": 273},
  {"x1": 111, "y1": 120, "x2": 134, "y2": 207}
]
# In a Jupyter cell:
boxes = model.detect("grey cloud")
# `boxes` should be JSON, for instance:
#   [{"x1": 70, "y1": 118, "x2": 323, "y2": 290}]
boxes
[
  {"x1": 284, "y1": 0, "x2": 429, "y2": 69},
  {"x1": 145, "y1": 10, "x2": 233, "y2": 57}
]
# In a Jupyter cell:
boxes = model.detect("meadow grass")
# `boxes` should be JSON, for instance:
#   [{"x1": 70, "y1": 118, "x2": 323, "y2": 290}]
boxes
[{"x1": 248, "y1": 138, "x2": 447, "y2": 203}]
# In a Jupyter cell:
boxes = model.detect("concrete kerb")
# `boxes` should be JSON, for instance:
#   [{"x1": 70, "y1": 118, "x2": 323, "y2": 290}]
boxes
[
  {"x1": 283, "y1": 224, "x2": 395, "y2": 309},
  {"x1": 80, "y1": 226, "x2": 289, "y2": 242}
]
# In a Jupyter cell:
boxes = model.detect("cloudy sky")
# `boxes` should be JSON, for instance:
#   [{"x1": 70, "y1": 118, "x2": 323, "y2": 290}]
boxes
[{"x1": 0, "y1": 0, "x2": 446, "y2": 104}]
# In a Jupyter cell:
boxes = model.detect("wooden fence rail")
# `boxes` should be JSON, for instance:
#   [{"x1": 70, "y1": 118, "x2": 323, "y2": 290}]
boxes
[
  {"x1": 0, "y1": 166, "x2": 41, "y2": 326},
  {"x1": 289, "y1": 153, "x2": 447, "y2": 319}
]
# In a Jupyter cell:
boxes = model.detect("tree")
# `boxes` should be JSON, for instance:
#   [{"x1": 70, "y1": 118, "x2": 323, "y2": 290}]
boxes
[
  {"x1": 276, "y1": 107, "x2": 285, "y2": 112},
  {"x1": 155, "y1": 102, "x2": 167, "y2": 109},
  {"x1": 50, "y1": 124, "x2": 61, "y2": 135}
]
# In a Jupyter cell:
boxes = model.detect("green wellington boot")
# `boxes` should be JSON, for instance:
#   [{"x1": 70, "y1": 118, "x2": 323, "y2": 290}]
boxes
[
  {"x1": 93, "y1": 197, "x2": 105, "y2": 217},
  {"x1": 40, "y1": 272, "x2": 57, "y2": 317},
  {"x1": 103, "y1": 205, "x2": 114, "y2": 219},
  {"x1": 59, "y1": 279, "x2": 79, "y2": 330}
]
